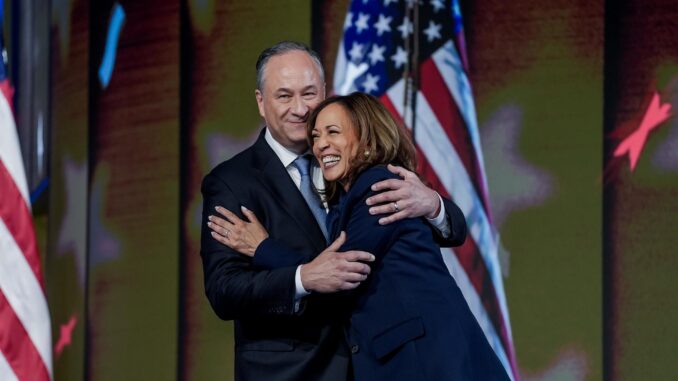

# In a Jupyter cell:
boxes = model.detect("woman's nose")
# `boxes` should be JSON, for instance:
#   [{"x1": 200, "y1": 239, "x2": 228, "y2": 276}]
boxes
[{"x1": 315, "y1": 134, "x2": 329, "y2": 151}]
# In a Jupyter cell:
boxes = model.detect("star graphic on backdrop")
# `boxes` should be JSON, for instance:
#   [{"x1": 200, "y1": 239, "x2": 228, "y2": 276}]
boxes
[
  {"x1": 613, "y1": 91, "x2": 672, "y2": 171},
  {"x1": 384, "y1": 0, "x2": 398, "y2": 6},
  {"x1": 57, "y1": 157, "x2": 87, "y2": 287},
  {"x1": 88, "y1": 165, "x2": 121, "y2": 267},
  {"x1": 205, "y1": 129, "x2": 262, "y2": 169},
  {"x1": 349, "y1": 42, "x2": 365, "y2": 62},
  {"x1": 397, "y1": 17, "x2": 413, "y2": 38},
  {"x1": 55, "y1": 314, "x2": 78, "y2": 357},
  {"x1": 374, "y1": 14, "x2": 392, "y2": 36},
  {"x1": 391, "y1": 46, "x2": 408, "y2": 69},
  {"x1": 480, "y1": 104, "x2": 555, "y2": 229},
  {"x1": 368, "y1": 44, "x2": 386, "y2": 65},
  {"x1": 355, "y1": 13, "x2": 371, "y2": 34},
  {"x1": 522, "y1": 349, "x2": 588, "y2": 381},
  {"x1": 430, "y1": 0, "x2": 445, "y2": 13},
  {"x1": 423, "y1": 21, "x2": 442, "y2": 42},
  {"x1": 362, "y1": 73, "x2": 380, "y2": 93},
  {"x1": 344, "y1": 12, "x2": 353, "y2": 30}
]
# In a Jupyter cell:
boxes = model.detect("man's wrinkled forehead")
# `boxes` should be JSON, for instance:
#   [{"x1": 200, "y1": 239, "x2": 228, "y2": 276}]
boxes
[{"x1": 260, "y1": 51, "x2": 324, "y2": 90}]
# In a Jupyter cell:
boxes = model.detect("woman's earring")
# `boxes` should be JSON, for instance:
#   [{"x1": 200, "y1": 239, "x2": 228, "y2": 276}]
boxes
[{"x1": 364, "y1": 150, "x2": 370, "y2": 157}]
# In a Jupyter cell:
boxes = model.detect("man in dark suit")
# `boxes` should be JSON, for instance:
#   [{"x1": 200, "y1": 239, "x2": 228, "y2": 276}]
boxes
[{"x1": 200, "y1": 41, "x2": 466, "y2": 381}]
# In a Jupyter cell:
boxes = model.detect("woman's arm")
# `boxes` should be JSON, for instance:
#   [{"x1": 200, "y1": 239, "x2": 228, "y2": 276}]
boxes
[{"x1": 207, "y1": 206, "x2": 308, "y2": 269}]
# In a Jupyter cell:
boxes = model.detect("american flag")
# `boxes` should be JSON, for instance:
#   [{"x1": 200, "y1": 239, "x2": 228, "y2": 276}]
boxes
[
  {"x1": 0, "y1": 14, "x2": 53, "y2": 381},
  {"x1": 333, "y1": 0, "x2": 518, "y2": 379}
]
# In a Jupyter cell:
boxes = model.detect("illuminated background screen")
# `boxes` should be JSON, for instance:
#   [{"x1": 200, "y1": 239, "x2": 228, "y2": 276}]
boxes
[{"x1": 28, "y1": 0, "x2": 678, "y2": 380}]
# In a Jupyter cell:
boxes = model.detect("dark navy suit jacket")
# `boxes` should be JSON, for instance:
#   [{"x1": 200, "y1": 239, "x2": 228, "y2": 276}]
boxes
[
  {"x1": 326, "y1": 166, "x2": 510, "y2": 381},
  {"x1": 201, "y1": 131, "x2": 350, "y2": 381}
]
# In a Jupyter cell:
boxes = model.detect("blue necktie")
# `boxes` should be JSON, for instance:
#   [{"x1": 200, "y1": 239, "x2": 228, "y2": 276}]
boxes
[{"x1": 292, "y1": 155, "x2": 328, "y2": 240}]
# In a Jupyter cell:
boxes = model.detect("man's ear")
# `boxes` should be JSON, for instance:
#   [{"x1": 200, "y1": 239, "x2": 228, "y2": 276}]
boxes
[{"x1": 255, "y1": 89, "x2": 265, "y2": 118}]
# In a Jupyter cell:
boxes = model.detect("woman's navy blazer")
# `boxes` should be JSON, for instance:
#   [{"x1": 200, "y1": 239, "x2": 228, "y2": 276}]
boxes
[{"x1": 326, "y1": 166, "x2": 510, "y2": 381}]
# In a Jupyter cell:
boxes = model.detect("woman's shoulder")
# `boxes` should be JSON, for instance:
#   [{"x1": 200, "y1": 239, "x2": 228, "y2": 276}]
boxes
[{"x1": 348, "y1": 165, "x2": 399, "y2": 197}]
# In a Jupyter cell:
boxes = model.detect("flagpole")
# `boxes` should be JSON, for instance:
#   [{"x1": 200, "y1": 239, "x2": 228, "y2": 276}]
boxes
[
  {"x1": 401, "y1": 4, "x2": 412, "y2": 127},
  {"x1": 410, "y1": 0, "x2": 420, "y2": 144}
]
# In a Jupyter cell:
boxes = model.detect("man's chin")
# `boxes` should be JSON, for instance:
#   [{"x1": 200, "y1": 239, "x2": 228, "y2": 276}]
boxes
[
  {"x1": 289, "y1": 138, "x2": 310, "y2": 153},
  {"x1": 288, "y1": 122, "x2": 307, "y2": 128},
  {"x1": 290, "y1": 134, "x2": 310, "y2": 147}
]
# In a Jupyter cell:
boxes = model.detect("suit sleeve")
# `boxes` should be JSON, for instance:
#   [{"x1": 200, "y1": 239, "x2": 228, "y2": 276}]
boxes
[
  {"x1": 337, "y1": 173, "x2": 401, "y2": 266},
  {"x1": 334, "y1": 169, "x2": 463, "y2": 296},
  {"x1": 200, "y1": 172, "x2": 298, "y2": 320},
  {"x1": 432, "y1": 197, "x2": 467, "y2": 247},
  {"x1": 253, "y1": 237, "x2": 308, "y2": 269}
]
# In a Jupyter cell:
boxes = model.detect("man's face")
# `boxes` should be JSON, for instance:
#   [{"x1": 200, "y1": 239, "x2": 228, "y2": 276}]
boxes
[{"x1": 256, "y1": 51, "x2": 325, "y2": 154}]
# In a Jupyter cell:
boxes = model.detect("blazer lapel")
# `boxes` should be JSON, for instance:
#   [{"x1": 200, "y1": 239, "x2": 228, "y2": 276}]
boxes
[{"x1": 251, "y1": 131, "x2": 327, "y2": 254}]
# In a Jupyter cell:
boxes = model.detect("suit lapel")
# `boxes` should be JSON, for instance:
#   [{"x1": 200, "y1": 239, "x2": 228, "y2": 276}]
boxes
[{"x1": 251, "y1": 131, "x2": 327, "y2": 254}]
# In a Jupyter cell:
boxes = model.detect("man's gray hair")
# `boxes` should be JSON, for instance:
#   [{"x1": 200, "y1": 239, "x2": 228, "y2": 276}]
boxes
[{"x1": 255, "y1": 41, "x2": 325, "y2": 91}]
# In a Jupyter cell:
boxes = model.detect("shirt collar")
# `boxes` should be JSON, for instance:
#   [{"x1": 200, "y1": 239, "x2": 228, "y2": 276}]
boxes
[{"x1": 264, "y1": 128, "x2": 311, "y2": 168}]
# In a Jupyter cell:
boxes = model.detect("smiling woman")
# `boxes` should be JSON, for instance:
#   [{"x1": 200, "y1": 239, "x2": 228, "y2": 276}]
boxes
[
  {"x1": 307, "y1": 92, "x2": 416, "y2": 202},
  {"x1": 309, "y1": 102, "x2": 360, "y2": 187},
  {"x1": 303, "y1": 91, "x2": 508, "y2": 381}
]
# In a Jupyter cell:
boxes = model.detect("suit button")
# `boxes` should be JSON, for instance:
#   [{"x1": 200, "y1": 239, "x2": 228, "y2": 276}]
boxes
[{"x1": 351, "y1": 345, "x2": 359, "y2": 354}]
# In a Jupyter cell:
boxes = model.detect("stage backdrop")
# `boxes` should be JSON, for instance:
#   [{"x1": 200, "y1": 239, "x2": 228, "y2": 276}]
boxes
[{"x1": 39, "y1": 0, "x2": 678, "y2": 380}]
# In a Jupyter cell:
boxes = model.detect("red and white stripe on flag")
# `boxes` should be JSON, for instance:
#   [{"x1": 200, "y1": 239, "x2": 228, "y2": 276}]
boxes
[{"x1": 0, "y1": 81, "x2": 53, "y2": 381}]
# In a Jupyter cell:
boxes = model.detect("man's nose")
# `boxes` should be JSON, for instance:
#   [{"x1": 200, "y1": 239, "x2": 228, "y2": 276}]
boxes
[{"x1": 291, "y1": 96, "x2": 309, "y2": 117}]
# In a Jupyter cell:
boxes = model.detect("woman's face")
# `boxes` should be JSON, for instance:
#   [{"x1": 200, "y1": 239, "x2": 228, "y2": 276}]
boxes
[{"x1": 311, "y1": 103, "x2": 360, "y2": 189}]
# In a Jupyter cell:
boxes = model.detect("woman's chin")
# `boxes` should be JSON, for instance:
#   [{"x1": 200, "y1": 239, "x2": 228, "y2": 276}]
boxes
[
  {"x1": 322, "y1": 169, "x2": 342, "y2": 183},
  {"x1": 323, "y1": 174, "x2": 339, "y2": 182}
]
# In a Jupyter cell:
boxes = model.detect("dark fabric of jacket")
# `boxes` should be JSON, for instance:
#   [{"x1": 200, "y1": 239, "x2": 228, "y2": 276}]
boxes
[
  {"x1": 201, "y1": 129, "x2": 476, "y2": 380},
  {"x1": 200, "y1": 130, "x2": 350, "y2": 381},
  {"x1": 325, "y1": 165, "x2": 510, "y2": 381}
]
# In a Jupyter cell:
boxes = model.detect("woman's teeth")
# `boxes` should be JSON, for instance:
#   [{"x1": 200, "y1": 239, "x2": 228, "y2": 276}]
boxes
[{"x1": 322, "y1": 155, "x2": 340, "y2": 168}]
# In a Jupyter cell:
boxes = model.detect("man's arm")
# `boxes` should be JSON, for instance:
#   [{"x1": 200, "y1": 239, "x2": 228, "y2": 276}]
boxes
[
  {"x1": 365, "y1": 164, "x2": 467, "y2": 247},
  {"x1": 437, "y1": 197, "x2": 467, "y2": 246}
]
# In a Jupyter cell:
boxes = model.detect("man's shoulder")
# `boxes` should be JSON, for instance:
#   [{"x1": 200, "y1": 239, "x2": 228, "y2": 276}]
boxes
[
  {"x1": 201, "y1": 145, "x2": 262, "y2": 196},
  {"x1": 209, "y1": 146, "x2": 255, "y2": 176},
  {"x1": 206, "y1": 137, "x2": 271, "y2": 179}
]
